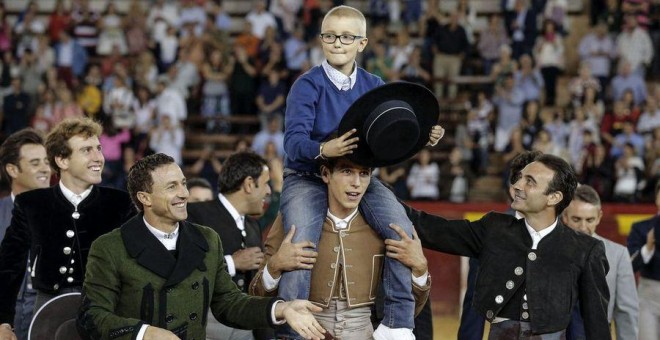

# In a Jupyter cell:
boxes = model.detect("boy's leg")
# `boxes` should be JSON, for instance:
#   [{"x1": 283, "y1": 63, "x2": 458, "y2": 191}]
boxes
[
  {"x1": 360, "y1": 178, "x2": 415, "y2": 329},
  {"x1": 278, "y1": 173, "x2": 328, "y2": 339},
  {"x1": 279, "y1": 172, "x2": 327, "y2": 300}
]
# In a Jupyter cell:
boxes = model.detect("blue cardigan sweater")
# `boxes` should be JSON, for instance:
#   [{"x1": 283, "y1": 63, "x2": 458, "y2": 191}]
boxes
[{"x1": 283, "y1": 65, "x2": 384, "y2": 173}]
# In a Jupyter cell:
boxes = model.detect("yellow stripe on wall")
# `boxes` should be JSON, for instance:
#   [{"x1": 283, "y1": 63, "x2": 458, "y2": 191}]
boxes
[{"x1": 617, "y1": 214, "x2": 654, "y2": 236}]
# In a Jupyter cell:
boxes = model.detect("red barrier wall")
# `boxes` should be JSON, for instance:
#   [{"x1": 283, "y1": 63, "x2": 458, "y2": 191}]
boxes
[{"x1": 407, "y1": 201, "x2": 658, "y2": 315}]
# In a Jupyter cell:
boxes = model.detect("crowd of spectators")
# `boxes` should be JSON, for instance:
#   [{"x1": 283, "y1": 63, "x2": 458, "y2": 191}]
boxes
[{"x1": 0, "y1": 0, "x2": 657, "y2": 203}]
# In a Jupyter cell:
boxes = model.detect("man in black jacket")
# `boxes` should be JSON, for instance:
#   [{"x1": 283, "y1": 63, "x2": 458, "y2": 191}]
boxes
[
  {"x1": 187, "y1": 151, "x2": 271, "y2": 340},
  {"x1": 0, "y1": 117, "x2": 135, "y2": 327},
  {"x1": 395, "y1": 154, "x2": 610, "y2": 339}
]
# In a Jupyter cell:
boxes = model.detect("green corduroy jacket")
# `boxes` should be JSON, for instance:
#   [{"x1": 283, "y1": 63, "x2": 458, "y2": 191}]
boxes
[{"x1": 77, "y1": 214, "x2": 278, "y2": 340}]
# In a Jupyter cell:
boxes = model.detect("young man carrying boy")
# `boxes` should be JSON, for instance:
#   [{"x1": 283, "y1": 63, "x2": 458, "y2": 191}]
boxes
[
  {"x1": 250, "y1": 156, "x2": 431, "y2": 339},
  {"x1": 281, "y1": 6, "x2": 443, "y2": 339}
]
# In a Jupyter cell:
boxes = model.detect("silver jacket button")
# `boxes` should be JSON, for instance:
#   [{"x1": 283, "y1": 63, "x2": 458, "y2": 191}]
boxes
[
  {"x1": 522, "y1": 311, "x2": 529, "y2": 320},
  {"x1": 67, "y1": 277, "x2": 74, "y2": 283},
  {"x1": 514, "y1": 267, "x2": 523, "y2": 275},
  {"x1": 506, "y1": 280, "x2": 514, "y2": 289},
  {"x1": 59, "y1": 266, "x2": 67, "y2": 274},
  {"x1": 63, "y1": 247, "x2": 72, "y2": 255},
  {"x1": 486, "y1": 310, "x2": 494, "y2": 319},
  {"x1": 528, "y1": 252, "x2": 537, "y2": 261},
  {"x1": 66, "y1": 230, "x2": 75, "y2": 238},
  {"x1": 495, "y1": 295, "x2": 504, "y2": 304}
]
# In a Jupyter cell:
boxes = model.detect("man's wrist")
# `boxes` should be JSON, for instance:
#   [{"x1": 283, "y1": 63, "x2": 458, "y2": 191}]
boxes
[
  {"x1": 268, "y1": 259, "x2": 282, "y2": 278},
  {"x1": 412, "y1": 266, "x2": 428, "y2": 278},
  {"x1": 0, "y1": 323, "x2": 12, "y2": 330}
]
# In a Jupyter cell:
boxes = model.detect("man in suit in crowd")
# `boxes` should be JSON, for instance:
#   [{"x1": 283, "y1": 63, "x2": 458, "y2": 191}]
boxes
[
  {"x1": 187, "y1": 151, "x2": 271, "y2": 339},
  {"x1": 404, "y1": 154, "x2": 611, "y2": 339},
  {"x1": 77, "y1": 153, "x2": 325, "y2": 340},
  {"x1": 0, "y1": 117, "x2": 135, "y2": 332},
  {"x1": 562, "y1": 185, "x2": 638, "y2": 340},
  {"x1": 627, "y1": 182, "x2": 660, "y2": 340},
  {"x1": 0, "y1": 129, "x2": 51, "y2": 340}
]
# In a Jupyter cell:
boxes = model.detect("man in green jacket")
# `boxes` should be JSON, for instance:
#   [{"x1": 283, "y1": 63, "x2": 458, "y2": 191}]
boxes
[{"x1": 77, "y1": 153, "x2": 326, "y2": 340}]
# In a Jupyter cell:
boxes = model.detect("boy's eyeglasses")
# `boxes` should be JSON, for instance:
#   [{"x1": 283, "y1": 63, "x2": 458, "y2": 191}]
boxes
[{"x1": 319, "y1": 33, "x2": 364, "y2": 45}]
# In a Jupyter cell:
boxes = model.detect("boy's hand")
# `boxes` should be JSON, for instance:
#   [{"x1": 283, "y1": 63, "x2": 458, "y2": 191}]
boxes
[
  {"x1": 323, "y1": 129, "x2": 359, "y2": 158},
  {"x1": 426, "y1": 125, "x2": 445, "y2": 147}
]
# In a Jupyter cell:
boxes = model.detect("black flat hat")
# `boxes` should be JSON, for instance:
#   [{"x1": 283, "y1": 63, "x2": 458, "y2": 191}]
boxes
[
  {"x1": 338, "y1": 82, "x2": 439, "y2": 167},
  {"x1": 29, "y1": 292, "x2": 83, "y2": 340}
]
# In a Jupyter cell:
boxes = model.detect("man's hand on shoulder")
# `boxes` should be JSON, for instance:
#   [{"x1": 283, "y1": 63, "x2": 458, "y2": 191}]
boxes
[
  {"x1": 275, "y1": 300, "x2": 325, "y2": 340},
  {"x1": 385, "y1": 224, "x2": 428, "y2": 277},
  {"x1": 0, "y1": 324, "x2": 16, "y2": 340},
  {"x1": 269, "y1": 225, "x2": 318, "y2": 278},
  {"x1": 144, "y1": 326, "x2": 180, "y2": 340},
  {"x1": 232, "y1": 247, "x2": 265, "y2": 271}
]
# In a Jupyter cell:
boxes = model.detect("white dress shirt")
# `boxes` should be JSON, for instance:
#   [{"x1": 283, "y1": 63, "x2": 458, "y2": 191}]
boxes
[
  {"x1": 525, "y1": 218, "x2": 558, "y2": 250},
  {"x1": 218, "y1": 193, "x2": 245, "y2": 277},
  {"x1": 59, "y1": 182, "x2": 92, "y2": 207}
]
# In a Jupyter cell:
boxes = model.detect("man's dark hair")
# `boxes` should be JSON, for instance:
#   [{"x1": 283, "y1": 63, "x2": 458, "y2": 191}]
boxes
[
  {"x1": 318, "y1": 156, "x2": 372, "y2": 175},
  {"x1": 574, "y1": 184, "x2": 601, "y2": 207},
  {"x1": 536, "y1": 154, "x2": 578, "y2": 215},
  {"x1": 508, "y1": 150, "x2": 543, "y2": 186},
  {"x1": 127, "y1": 153, "x2": 175, "y2": 211},
  {"x1": 217, "y1": 151, "x2": 267, "y2": 194},
  {"x1": 187, "y1": 177, "x2": 212, "y2": 191},
  {"x1": 0, "y1": 129, "x2": 45, "y2": 184}
]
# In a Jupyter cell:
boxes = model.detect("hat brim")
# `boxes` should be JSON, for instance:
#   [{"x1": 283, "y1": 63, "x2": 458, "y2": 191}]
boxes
[
  {"x1": 338, "y1": 82, "x2": 439, "y2": 167},
  {"x1": 29, "y1": 292, "x2": 83, "y2": 340}
]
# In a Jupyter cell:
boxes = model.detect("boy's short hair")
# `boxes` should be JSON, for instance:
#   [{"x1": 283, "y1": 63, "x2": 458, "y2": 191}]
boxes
[{"x1": 323, "y1": 5, "x2": 367, "y2": 36}]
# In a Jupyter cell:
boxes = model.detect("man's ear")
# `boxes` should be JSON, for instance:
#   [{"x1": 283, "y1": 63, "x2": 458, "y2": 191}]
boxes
[
  {"x1": 548, "y1": 191, "x2": 563, "y2": 208},
  {"x1": 242, "y1": 176, "x2": 254, "y2": 194},
  {"x1": 5, "y1": 163, "x2": 19, "y2": 180},
  {"x1": 321, "y1": 165, "x2": 330, "y2": 184},
  {"x1": 137, "y1": 191, "x2": 151, "y2": 208},
  {"x1": 54, "y1": 156, "x2": 69, "y2": 172}
]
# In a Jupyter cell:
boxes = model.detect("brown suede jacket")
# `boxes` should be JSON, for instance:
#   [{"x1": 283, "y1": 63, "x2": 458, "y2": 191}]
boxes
[{"x1": 249, "y1": 213, "x2": 430, "y2": 316}]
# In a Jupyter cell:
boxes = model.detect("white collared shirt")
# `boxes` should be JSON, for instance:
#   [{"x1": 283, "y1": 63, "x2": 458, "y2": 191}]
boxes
[
  {"x1": 322, "y1": 59, "x2": 357, "y2": 91},
  {"x1": 327, "y1": 208, "x2": 359, "y2": 230},
  {"x1": 217, "y1": 193, "x2": 245, "y2": 277},
  {"x1": 144, "y1": 217, "x2": 179, "y2": 251},
  {"x1": 59, "y1": 181, "x2": 92, "y2": 207},
  {"x1": 524, "y1": 218, "x2": 558, "y2": 250}
]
